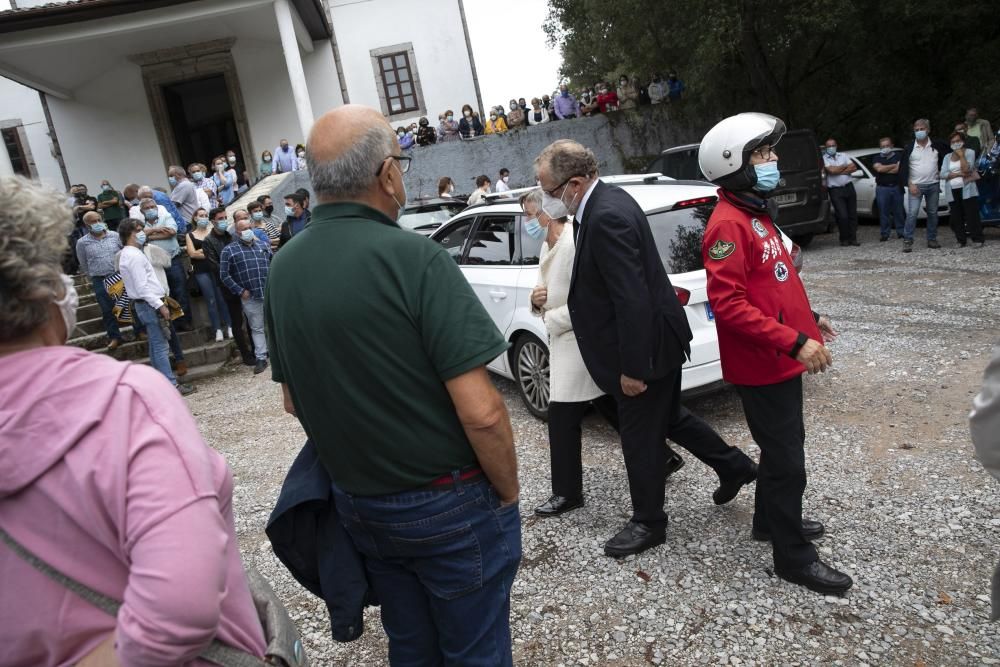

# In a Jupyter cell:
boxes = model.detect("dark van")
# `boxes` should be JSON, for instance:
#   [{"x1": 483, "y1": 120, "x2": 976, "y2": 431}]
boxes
[{"x1": 645, "y1": 128, "x2": 830, "y2": 246}]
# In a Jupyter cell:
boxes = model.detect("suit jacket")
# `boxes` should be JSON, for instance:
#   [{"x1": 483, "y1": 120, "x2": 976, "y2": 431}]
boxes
[{"x1": 567, "y1": 181, "x2": 692, "y2": 394}]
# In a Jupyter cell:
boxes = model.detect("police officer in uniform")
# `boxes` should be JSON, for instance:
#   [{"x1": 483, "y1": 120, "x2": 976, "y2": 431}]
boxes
[{"x1": 698, "y1": 113, "x2": 853, "y2": 595}]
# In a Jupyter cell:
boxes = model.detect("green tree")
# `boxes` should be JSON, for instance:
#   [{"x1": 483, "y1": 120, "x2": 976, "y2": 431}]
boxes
[{"x1": 545, "y1": 0, "x2": 1000, "y2": 146}]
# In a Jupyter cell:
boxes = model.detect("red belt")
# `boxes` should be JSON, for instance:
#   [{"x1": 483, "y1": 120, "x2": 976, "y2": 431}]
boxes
[{"x1": 425, "y1": 466, "x2": 484, "y2": 488}]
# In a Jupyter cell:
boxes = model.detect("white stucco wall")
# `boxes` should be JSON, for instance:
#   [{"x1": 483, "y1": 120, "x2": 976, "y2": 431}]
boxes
[
  {"x1": 46, "y1": 61, "x2": 165, "y2": 192},
  {"x1": 232, "y1": 37, "x2": 305, "y2": 156},
  {"x1": 330, "y1": 0, "x2": 478, "y2": 128},
  {"x1": 0, "y1": 76, "x2": 65, "y2": 188},
  {"x1": 301, "y1": 39, "x2": 344, "y2": 119}
]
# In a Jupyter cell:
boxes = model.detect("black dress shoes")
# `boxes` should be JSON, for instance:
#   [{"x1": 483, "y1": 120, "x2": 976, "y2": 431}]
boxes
[
  {"x1": 713, "y1": 462, "x2": 758, "y2": 505},
  {"x1": 775, "y1": 559, "x2": 853, "y2": 595},
  {"x1": 604, "y1": 521, "x2": 666, "y2": 558},
  {"x1": 665, "y1": 450, "x2": 686, "y2": 480},
  {"x1": 752, "y1": 518, "x2": 825, "y2": 542},
  {"x1": 534, "y1": 495, "x2": 583, "y2": 517}
]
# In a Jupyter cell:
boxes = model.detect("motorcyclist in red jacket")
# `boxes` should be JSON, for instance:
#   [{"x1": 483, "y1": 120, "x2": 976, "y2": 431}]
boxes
[{"x1": 699, "y1": 112, "x2": 853, "y2": 595}]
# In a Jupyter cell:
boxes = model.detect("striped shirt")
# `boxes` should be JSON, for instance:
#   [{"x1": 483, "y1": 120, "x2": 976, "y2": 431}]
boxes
[
  {"x1": 220, "y1": 239, "x2": 271, "y2": 299},
  {"x1": 75, "y1": 232, "x2": 123, "y2": 277}
]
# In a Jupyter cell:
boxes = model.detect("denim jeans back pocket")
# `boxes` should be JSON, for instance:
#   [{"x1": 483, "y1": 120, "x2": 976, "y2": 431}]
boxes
[{"x1": 388, "y1": 523, "x2": 483, "y2": 600}]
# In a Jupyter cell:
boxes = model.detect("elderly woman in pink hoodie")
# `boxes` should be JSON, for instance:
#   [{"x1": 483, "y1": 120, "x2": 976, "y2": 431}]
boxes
[{"x1": 0, "y1": 176, "x2": 266, "y2": 665}]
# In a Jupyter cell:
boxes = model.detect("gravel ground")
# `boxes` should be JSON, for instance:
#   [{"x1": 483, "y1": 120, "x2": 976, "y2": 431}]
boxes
[{"x1": 191, "y1": 222, "x2": 1000, "y2": 666}]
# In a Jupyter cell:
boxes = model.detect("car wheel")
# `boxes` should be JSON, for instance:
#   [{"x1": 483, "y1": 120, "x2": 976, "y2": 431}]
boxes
[
  {"x1": 791, "y1": 233, "x2": 814, "y2": 249},
  {"x1": 513, "y1": 333, "x2": 550, "y2": 420}
]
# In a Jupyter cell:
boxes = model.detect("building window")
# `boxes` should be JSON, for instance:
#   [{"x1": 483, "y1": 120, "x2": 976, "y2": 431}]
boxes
[
  {"x1": 370, "y1": 43, "x2": 426, "y2": 120},
  {"x1": 2, "y1": 127, "x2": 31, "y2": 178}
]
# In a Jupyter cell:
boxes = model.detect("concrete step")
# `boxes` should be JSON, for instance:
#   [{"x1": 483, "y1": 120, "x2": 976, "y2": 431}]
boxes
[
  {"x1": 70, "y1": 326, "x2": 211, "y2": 357},
  {"x1": 76, "y1": 300, "x2": 103, "y2": 322}
]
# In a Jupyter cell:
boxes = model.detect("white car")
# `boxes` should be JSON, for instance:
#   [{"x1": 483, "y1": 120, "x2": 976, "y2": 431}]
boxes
[
  {"x1": 842, "y1": 148, "x2": 950, "y2": 220},
  {"x1": 429, "y1": 175, "x2": 730, "y2": 419}
]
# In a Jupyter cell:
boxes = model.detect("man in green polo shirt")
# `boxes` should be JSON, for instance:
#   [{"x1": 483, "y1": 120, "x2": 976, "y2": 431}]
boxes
[
  {"x1": 265, "y1": 105, "x2": 521, "y2": 665},
  {"x1": 96, "y1": 179, "x2": 125, "y2": 231}
]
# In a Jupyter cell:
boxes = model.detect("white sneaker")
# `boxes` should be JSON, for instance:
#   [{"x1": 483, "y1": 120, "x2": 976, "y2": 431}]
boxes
[
  {"x1": 226, "y1": 327, "x2": 234, "y2": 339},
  {"x1": 215, "y1": 329, "x2": 224, "y2": 342}
]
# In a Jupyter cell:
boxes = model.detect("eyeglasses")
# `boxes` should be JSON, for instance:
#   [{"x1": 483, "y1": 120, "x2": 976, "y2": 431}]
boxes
[
  {"x1": 752, "y1": 146, "x2": 775, "y2": 160},
  {"x1": 542, "y1": 175, "x2": 579, "y2": 197},
  {"x1": 376, "y1": 155, "x2": 412, "y2": 176}
]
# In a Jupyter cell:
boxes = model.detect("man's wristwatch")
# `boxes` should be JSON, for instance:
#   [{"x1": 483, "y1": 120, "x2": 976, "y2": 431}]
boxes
[{"x1": 790, "y1": 332, "x2": 810, "y2": 358}]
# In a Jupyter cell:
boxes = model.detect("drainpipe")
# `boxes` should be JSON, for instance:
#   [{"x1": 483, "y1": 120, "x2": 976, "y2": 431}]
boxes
[
  {"x1": 457, "y1": 0, "x2": 484, "y2": 119},
  {"x1": 322, "y1": 2, "x2": 350, "y2": 104},
  {"x1": 39, "y1": 92, "x2": 70, "y2": 190}
]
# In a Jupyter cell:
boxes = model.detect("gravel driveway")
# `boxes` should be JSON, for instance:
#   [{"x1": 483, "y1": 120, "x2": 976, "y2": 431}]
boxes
[{"x1": 190, "y1": 223, "x2": 1000, "y2": 666}]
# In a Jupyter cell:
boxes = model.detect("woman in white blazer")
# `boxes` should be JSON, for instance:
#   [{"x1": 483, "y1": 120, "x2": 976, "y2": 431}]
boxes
[
  {"x1": 527, "y1": 98, "x2": 550, "y2": 126},
  {"x1": 521, "y1": 189, "x2": 685, "y2": 517}
]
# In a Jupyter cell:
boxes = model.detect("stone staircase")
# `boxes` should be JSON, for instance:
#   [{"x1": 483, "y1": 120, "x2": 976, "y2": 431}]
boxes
[{"x1": 68, "y1": 272, "x2": 235, "y2": 383}]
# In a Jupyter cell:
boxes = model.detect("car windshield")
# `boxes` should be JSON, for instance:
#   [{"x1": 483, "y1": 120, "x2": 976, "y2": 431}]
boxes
[
  {"x1": 398, "y1": 207, "x2": 459, "y2": 232},
  {"x1": 646, "y1": 202, "x2": 716, "y2": 274}
]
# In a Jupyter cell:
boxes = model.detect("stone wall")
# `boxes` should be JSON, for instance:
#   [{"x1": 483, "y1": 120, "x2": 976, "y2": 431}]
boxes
[{"x1": 402, "y1": 104, "x2": 711, "y2": 197}]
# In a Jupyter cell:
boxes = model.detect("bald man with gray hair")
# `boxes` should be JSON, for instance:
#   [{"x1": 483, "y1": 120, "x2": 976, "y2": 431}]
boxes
[{"x1": 265, "y1": 105, "x2": 520, "y2": 665}]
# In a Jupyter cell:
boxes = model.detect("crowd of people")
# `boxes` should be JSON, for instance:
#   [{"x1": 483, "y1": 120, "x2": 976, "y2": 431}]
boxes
[
  {"x1": 822, "y1": 108, "x2": 994, "y2": 251},
  {"x1": 393, "y1": 72, "x2": 686, "y2": 146},
  {"x1": 67, "y1": 153, "x2": 318, "y2": 394},
  {"x1": 2, "y1": 95, "x2": 999, "y2": 666}
]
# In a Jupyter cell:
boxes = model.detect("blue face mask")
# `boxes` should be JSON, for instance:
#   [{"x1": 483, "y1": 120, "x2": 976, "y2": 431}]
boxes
[
  {"x1": 240, "y1": 229, "x2": 256, "y2": 243},
  {"x1": 192, "y1": 171, "x2": 204, "y2": 182},
  {"x1": 914, "y1": 130, "x2": 928, "y2": 141},
  {"x1": 524, "y1": 218, "x2": 545, "y2": 240},
  {"x1": 135, "y1": 231, "x2": 147, "y2": 245},
  {"x1": 880, "y1": 147, "x2": 892, "y2": 156},
  {"x1": 825, "y1": 146, "x2": 837, "y2": 156},
  {"x1": 143, "y1": 209, "x2": 158, "y2": 221},
  {"x1": 90, "y1": 222, "x2": 107, "y2": 234},
  {"x1": 196, "y1": 218, "x2": 210, "y2": 227},
  {"x1": 101, "y1": 184, "x2": 111, "y2": 192},
  {"x1": 216, "y1": 220, "x2": 229, "y2": 232},
  {"x1": 753, "y1": 162, "x2": 781, "y2": 192},
  {"x1": 284, "y1": 205, "x2": 294, "y2": 217},
  {"x1": 168, "y1": 176, "x2": 177, "y2": 187},
  {"x1": 251, "y1": 211, "x2": 264, "y2": 221}
]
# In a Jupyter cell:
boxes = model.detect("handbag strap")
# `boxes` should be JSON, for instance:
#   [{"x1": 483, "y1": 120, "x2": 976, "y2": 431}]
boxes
[{"x1": 0, "y1": 527, "x2": 268, "y2": 667}]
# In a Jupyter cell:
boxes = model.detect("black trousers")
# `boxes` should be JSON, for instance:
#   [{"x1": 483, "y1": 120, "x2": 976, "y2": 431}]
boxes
[
  {"x1": 607, "y1": 371, "x2": 755, "y2": 527},
  {"x1": 949, "y1": 188, "x2": 983, "y2": 244},
  {"x1": 829, "y1": 184, "x2": 858, "y2": 242},
  {"x1": 736, "y1": 376, "x2": 817, "y2": 570},
  {"x1": 221, "y1": 289, "x2": 255, "y2": 364}
]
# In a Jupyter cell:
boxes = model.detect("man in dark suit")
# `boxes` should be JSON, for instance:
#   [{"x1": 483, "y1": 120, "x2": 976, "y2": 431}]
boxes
[{"x1": 534, "y1": 140, "x2": 758, "y2": 557}]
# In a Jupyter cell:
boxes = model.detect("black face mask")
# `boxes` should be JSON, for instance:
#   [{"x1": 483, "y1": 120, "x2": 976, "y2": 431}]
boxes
[{"x1": 264, "y1": 205, "x2": 274, "y2": 216}]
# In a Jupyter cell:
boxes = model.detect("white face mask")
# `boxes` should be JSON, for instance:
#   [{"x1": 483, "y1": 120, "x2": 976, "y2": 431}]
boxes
[
  {"x1": 390, "y1": 162, "x2": 407, "y2": 220},
  {"x1": 55, "y1": 274, "x2": 79, "y2": 342},
  {"x1": 542, "y1": 181, "x2": 580, "y2": 219}
]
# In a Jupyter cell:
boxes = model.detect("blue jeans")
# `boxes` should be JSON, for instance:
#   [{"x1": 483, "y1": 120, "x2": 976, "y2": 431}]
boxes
[
  {"x1": 194, "y1": 272, "x2": 232, "y2": 332},
  {"x1": 332, "y1": 476, "x2": 521, "y2": 666},
  {"x1": 904, "y1": 182, "x2": 940, "y2": 241},
  {"x1": 242, "y1": 297, "x2": 268, "y2": 361},
  {"x1": 166, "y1": 256, "x2": 192, "y2": 326},
  {"x1": 875, "y1": 185, "x2": 906, "y2": 238},
  {"x1": 134, "y1": 301, "x2": 176, "y2": 385},
  {"x1": 89, "y1": 275, "x2": 122, "y2": 341}
]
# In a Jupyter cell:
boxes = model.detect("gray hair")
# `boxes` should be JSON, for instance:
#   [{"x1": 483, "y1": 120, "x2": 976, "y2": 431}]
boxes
[
  {"x1": 139, "y1": 197, "x2": 156, "y2": 209},
  {"x1": 519, "y1": 188, "x2": 543, "y2": 211},
  {"x1": 307, "y1": 125, "x2": 397, "y2": 200},
  {"x1": 137, "y1": 186, "x2": 153, "y2": 199},
  {"x1": 0, "y1": 176, "x2": 73, "y2": 343},
  {"x1": 535, "y1": 139, "x2": 598, "y2": 184},
  {"x1": 167, "y1": 165, "x2": 186, "y2": 178},
  {"x1": 914, "y1": 118, "x2": 930, "y2": 128}
]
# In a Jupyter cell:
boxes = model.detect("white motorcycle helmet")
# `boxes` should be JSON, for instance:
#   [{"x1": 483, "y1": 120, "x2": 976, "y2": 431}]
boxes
[{"x1": 698, "y1": 112, "x2": 786, "y2": 192}]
